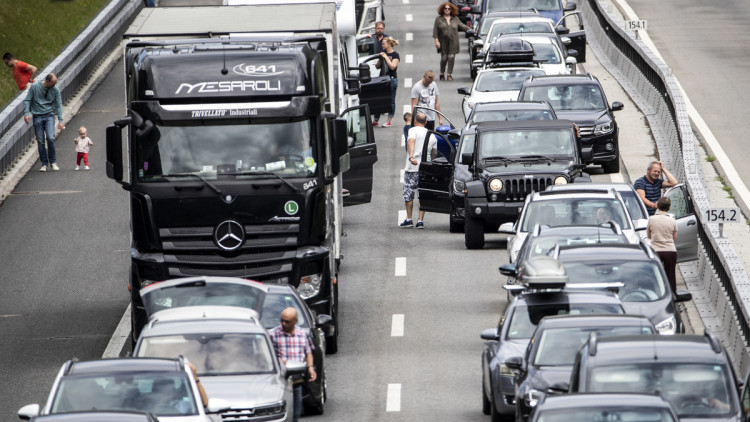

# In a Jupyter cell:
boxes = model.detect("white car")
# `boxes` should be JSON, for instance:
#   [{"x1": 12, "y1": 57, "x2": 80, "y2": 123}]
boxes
[
  {"x1": 458, "y1": 67, "x2": 547, "y2": 121},
  {"x1": 501, "y1": 186, "x2": 643, "y2": 264}
]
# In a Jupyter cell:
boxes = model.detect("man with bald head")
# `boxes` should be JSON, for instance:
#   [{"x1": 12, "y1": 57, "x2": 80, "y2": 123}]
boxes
[{"x1": 268, "y1": 307, "x2": 316, "y2": 422}]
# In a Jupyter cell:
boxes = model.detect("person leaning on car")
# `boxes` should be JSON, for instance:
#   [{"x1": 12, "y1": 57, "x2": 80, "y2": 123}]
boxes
[{"x1": 634, "y1": 161, "x2": 677, "y2": 216}]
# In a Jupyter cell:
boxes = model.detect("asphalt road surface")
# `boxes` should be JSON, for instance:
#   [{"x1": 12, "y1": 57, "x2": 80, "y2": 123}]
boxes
[{"x1": 0, "y1": 1, "x2": 637, "y2": 421}]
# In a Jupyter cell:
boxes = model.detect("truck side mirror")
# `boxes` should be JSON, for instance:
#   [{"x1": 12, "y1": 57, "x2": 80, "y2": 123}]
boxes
[
  {"x1": 358, "y1": 63, "x2": 372, "y2": 83},
  {"x1": 345, "y1": 77, "x2": 360, "y2": 95},
  {"x1": 331, "y1": 118, "x2": 350, "y2": 175},
  {"x1": 106, "y1": 125, "x2": 124, "y2": 183}
]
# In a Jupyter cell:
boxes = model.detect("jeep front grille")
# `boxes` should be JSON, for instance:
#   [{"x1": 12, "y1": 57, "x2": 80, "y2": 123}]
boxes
[{"x1": 503, "y1": 177, "x2": 553, "y2": 201}]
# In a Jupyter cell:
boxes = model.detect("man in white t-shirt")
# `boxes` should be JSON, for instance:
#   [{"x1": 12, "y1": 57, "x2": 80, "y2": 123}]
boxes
[
  {"x1": 401, "y1": 112, "x2": 438, "y2": 229},
  {"x1": 410, "y1": 70, "x2": 443, "y2": 131}
]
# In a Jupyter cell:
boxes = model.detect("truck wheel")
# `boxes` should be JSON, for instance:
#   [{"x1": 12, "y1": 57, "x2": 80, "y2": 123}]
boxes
[
  {"x1": 465, "y1": 216, "x2": 485, "y2": 249},
  {"x1": 449, "y1": 217, "x2": 464, "y2": 233},
  {"x1": 601, "y1": 158, "x2": 620, "y2": 174}
]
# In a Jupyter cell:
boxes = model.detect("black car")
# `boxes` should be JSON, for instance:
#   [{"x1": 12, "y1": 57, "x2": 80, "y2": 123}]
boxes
[
  {"x1": 445, "y1": 101, "x2": 557, "y2": 233},
  {"x1": 552, "y1": 242, "x2": 692, "y2": 334},
  {"x1": 138, "y1": 276, "x2": 329, "y2": 414},
  {"x1": 518, "y1": 74, "x2": 624, "y2": 173},
  {"x1": 511, "y1": 314, "x2": 655, "y2": 421},
  {"x1": 528, "y1": 393, "x2": 680, "y2": 422},
  {"x1": 570, "y1": 331, "x2": 750, "y2": 422},
  {"x1": 423, "y1": 119, "x2": 592, "y2": 249},
  {"x1": 481, "y1": 257, "x2": 625, "y2": 422}
]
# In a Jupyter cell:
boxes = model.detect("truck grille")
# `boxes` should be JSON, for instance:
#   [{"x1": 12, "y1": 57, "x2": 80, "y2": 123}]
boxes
[{"x1": 503, "y1": 177, "x2": 553, "y2": 201}]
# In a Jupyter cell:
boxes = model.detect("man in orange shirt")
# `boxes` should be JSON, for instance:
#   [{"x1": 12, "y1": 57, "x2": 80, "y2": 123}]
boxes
[{"x1": 3, "y1": 52, "x2": 37, "y2": 91}]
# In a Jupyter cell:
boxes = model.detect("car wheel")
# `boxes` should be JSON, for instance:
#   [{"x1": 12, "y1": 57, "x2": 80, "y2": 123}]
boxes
[
  {"x1": 482, "y1": 382, "x2": 491, "y2": 415},
  {"x1": 449, "y1": 217, "x2": 464, "y2": 233},
  {"x1": 601, "y1": 158, "x2": 620, "y2": 174},
  {"x1": 465, "y1": 216, "x2": 485, "y2": 249}
]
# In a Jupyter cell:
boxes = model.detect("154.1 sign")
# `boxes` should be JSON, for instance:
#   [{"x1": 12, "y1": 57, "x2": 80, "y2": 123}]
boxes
[
  {"x1": 626, "y1": 20, "x2": 648, "y2": 31},
  {"x1": 704, "y1": 208, "x2": 740, "y2": 223}
]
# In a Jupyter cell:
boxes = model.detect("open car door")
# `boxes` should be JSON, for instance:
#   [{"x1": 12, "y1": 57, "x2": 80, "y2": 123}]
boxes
[
  {"x1": 342, "y1": 104, "x2": 378, "y2": 206},
  {"x1": 558, "y1": 12, "x2": 586, "y2": 63},
  {"x1": 663, "y1": 184, "x2": 698, "y2": 262},
  {"x1": 357, "y1": 47, "x2": 392, "y2": 116},
  {"x1": 414, "y1": 106, "x2": 458, "y2": 213}
]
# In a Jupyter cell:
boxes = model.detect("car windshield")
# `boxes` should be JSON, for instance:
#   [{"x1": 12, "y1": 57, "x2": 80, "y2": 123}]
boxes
[
  {"x1": 522, "y1": 84, "x2": 607, "y2": 111},
  {"x1": 519, "y1": 232, "x2": 629, "y2": 262},
  {"x1": 534, "y1": 325, "x2": 653, "y2": 366},
  {"x1": 478, "y1": 128, "x2": 575, "y2": 159},
  {"x1": 561, "y1": 260, "x2": 668, "y2": 301},
  {"x1": 476, "y1": 69, "x2": 547, "y2": 92},
  {"x1": 137, "y1": 333, "x2": 276, "y2": 376},
  {"x1": 520, "y1": 198, "x2": 632, "y2": 231},
  {"x1": 531, "y1": 42, "x2": 561, "y2": 64},
  {"x1": 588, "y1": 363, "x2": 735, "y2": 418},
  {"x1": 488, "y1": 22, "x2": 553, "y2": 43},
  {"x1": 619, "y1": 189, "x2": 648, "y2": 220},
  {"x1": 470, "y1": 108, "x2": 555, "y2": 124},
  {"x1": 479, "y1": 17, "x2": 504, "y2": 36},
  {"x1": 51, "y1": 373, "x2": 198, "y2": 416},
  {"x1": 506, "y1": 303, "x2": 623, "y2": 339},
  {"x1": 537, "y1": 407, "x2": 676, "y2": 422},
  {"x1": 486, "y1": 0, "x2": 561, "y2": 12},
  {"x1": 135, "y1": 118, "x2": 317, "y2": 181},
  {"x1": 141, "y1": 282, "x2": 265, "y2": 317},
  {"x1": 260, "y1": 292, "x2": 309, "y2": 329}
]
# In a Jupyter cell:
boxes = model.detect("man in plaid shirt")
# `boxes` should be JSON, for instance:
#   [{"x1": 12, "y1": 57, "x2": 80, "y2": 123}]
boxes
[{"x1": 269, "y1": 307, "x2": 317, "y2": 422}]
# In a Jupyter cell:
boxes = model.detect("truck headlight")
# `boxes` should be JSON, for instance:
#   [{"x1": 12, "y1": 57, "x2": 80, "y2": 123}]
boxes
[
  {"x1": 594, "y1": 119, "x2": 614, "y2": 135},
  {"x1": 554, "y1": 176, "x2": 568, "y2": 185},
  {"x1": 655, "y1": 315, "x2": 676, "y2": 335},
  {"x1": 489, "y1": 178, "x2": 503, "y2": 192},
  {"x1": 526, "y1": 389, "x2": 543, "y2": 407},
  {"x1": 297, "y1": 273, "x2": 323, "y2": 299},
  {"x1": 453, "y1": 179, "x2": 466, "y2": 194}
]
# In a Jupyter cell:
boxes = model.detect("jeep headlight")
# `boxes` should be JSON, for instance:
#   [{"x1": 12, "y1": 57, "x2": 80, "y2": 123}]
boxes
[
  {"x1": 554, "y1": 176, "x2": 568, "y2": 185},
  {"x1": 297, "y1": 273, "x2": 323, "y2": 299},
  {"x1": 594, "y1": 118, "x2": 614, "y2": 135},
  {"x1": 655, "y1": 316, "x2": 676, "y2": 335},
  {"x1": 526, "y1": 389, "x2": 543, "y2": 407},
  {"x1": 453, "y1": 179, "x2": 466, "y2": 194},
  {"x1": 489, "y1": 178, "x2": 503, "y2": 192}
]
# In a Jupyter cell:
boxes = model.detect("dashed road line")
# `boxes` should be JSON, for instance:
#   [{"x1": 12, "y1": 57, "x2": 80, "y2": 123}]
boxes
[
  {"x1": 400, "y1": 169, "x2": 405, "y2": 183},
  {"x1": 395, "y1": 257, "x2": 406, "y2": 276},
  {"x1": 405, "y1": 54, "x2": 413, "y2": 64},
  {"x1": 391, "y1": 314, "x2": 404, "y2": 337},
  {"x1": 386, "y1": 384, "x2": 402, "y2": 411},
  {"x1": 405, "y1": 14, "x2": 413, "y2": 22},
  {"x1": 398, "y1": 210, "x2": 407, "y2": 225},
  {"x1": 103, "y1": 304, "x2": 131, "y2": 358},
  {"x1": 406, "y1": 33, "x2": 413, "y2": 41},
  {"x1": 404, "y1": 77, "x2": 413, "y2": 88}
]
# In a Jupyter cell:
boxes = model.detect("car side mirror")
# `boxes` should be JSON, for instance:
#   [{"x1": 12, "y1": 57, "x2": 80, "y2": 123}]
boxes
[
  {"x1": 556, "y1": 25, "x2": 570, "y2": 35},
  {"x1": 206, "y1": 398, "x2": 232, "y2": 414},
  {"x1": 611, "y1": 101, "x2": 624, "y2": 111},
  {"x1": 457, "y1": 87, "x2": 471, "y2": 95},
  {"x1": 548, "y1": 381, "x2": 570, "y2": 393},
  {"x1": 317, "y1": 314, "x2": 333, "y2": 327},
  {"x1": 505, "y1": 356, "x2": 523, "y2": 370},
  {"x1": 465, "y1": 29, "x2": 475, "y2": 38},
  {"x1": 499, "y1": 263, "x2": 517, "y2": 277},
  {"x1": 675, "y1": 289, "x2": 693, "y2": 303},
  {"x1": 580, "y1": 147, "x2": 593, "y2": 162},
  {"x1": 18, "y1": 404, "x2": 41, "y2": 421},
  {"x1": 498, "y1": 222, "x2": 515, "y2": 234},
  {"x1": 634, "y1": 218, "x2": 648, "y2": 230},
  {"x1": 461, "y1": 152, "x2": 474, "y2": 165},
  {"x1": 481, "y1": 328, "x2": 499, "y2": 341},
  {"x1": 567, "y1": 48, "x2": 578, "y2": 57}
]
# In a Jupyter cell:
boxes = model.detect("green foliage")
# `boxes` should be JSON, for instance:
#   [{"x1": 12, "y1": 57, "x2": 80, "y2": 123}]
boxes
[
  {"x1": 705, "y1": 155, "x2": 716, "y2": 162},
  {"x1": 0, "y1": 0, "x2": 109, "y2": 106}
]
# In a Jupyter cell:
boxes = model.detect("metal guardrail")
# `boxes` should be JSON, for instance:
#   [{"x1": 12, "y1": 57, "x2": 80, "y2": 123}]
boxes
[
  {"x1": 581, "y1": 0, "x2": 750, "y2": 374},
  {"x1": 0, "y1": 0, "x2": 143, "y2": 178}
]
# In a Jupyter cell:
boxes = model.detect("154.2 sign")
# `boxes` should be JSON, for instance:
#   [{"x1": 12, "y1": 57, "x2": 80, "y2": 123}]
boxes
[{"x1": 704, "y1": 208, "x2": 740, "y2": 223}]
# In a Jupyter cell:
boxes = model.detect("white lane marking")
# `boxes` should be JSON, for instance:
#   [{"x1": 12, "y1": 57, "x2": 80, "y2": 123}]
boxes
[
  {"x1": 400, "y1": 169, "x2": 405, "y2": 183},
  {"x1": 405, "y1": 54, "x2": 414, "y2": 64},
  {"x1": 391, "y1": 314, "x2": 405, "y2": 337},
  {"x1": 405, "y1": 14, "x2": 413, "y2": 22},
  {"x1": 404, "y1": 77, "x2": 413, "y2": 88},
  {"x1": 386, "y1": 384, "x2": 402, "y2": 411},
  {"x1": 610, "y1": 171, "x2": 624, "y2": 183},
  {"x1": 406, "y1": 33, "x2": 413, "y2": 41},
  {"x1": 403, "y1": 104, "x2": 411, "y2": 114},
  {"x1": 103, "y1": 304, "x2": 131, "y2": 358},
  {"x1": 398, "y1": 210, "x2": 407, "y2": 225},
  {"x1": 395, "y1": 257, "x2": 406, "y2": 276},
  {"x1": 403, "y1": 0, "x2": 409, "y2": 3}
]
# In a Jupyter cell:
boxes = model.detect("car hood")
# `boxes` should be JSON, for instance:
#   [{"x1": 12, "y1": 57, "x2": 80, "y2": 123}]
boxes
[
  {"x1": 483, "y1": 161, "x2": 575, "y2": 174},
  {"x1": 158, "y1": 416, "x2": 209, "y2": 422},
  {"x1": 200, "y1": 374, "x2": 285, "y2": 408},
  {"x1": 469, "y1": 90, "x2": 519, "y2": 103},
  {"x1": 526, "y1": 366, "x2": 573, "y2": 391},
  {"x1": 554, "y1": 110, "x2": 609, "y2": 126},
  {"x1": 498, "y1": 338, "x2": 530, "y2": 361}
]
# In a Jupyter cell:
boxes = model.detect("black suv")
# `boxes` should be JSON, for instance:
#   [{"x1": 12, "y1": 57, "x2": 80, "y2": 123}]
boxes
[
  {"x1": 456, "y1": 120, "x2": 591, "y2": 249},
  {"x1": 570, "y1": 331, "x2": 750, "y2": 422},
  {"x1": 518, "y1": 74, "x2": 623, "y2": 173}
]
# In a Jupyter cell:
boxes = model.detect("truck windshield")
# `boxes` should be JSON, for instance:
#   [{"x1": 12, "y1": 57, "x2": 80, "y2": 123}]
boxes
[{"x1": 136, "y1": 120, "x2": 317, "y2": 182}]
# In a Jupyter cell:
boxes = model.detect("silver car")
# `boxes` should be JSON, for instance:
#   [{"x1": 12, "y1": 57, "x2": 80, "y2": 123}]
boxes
[{"x1": 134, "y1": 306, "x2": 305, "y2": 422}]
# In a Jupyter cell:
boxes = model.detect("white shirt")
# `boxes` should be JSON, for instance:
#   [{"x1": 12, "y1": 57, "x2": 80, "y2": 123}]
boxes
[
  {"x1": 404, "y1": 126, "x2": 437, "y2": 172},
  {"x1": 74, "y1": 136, "x2": 93, "y2": 153}
]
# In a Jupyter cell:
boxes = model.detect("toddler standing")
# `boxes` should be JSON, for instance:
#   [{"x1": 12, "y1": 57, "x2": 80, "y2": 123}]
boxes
[{"x1": 73, "y1": 126, "x2": 93, "y2": 170}]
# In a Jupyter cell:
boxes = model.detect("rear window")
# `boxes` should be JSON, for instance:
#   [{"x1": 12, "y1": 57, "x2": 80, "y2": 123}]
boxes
[
  {"x1": 537, "y1": 407, "x2": 676, "y2": 422},
  {"x1": 506, "y1": 303, "x2": 623, "y2": 339},
  {"x1": 534, "y1": 325, "x2": 653, "y2": 366},
  {"x1": 520, "y1": 198, "x2": 631, "y2": 232}
]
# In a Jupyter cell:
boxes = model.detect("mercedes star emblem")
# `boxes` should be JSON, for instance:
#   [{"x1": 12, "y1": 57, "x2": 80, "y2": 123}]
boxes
[{"x1": 214, "y1": 220, "x2": 245, "y2": 251}]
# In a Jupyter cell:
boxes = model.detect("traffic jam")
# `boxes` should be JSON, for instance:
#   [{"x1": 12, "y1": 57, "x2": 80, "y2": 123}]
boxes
[{"x1": 13, "y1": 0, "x2": 748, "y2": 421}]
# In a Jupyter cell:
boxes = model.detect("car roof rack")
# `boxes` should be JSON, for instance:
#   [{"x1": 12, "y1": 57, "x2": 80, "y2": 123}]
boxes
[
  {"x1": 518, "y1": 256, "x2": 569, "y2": 290},
  {"x1": 704, "y1": 329, "x2": 723, "y2": 353}
]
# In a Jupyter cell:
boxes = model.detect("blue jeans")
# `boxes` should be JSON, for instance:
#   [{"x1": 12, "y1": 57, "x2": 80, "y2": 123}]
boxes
[
  {"x1": 293, "y1": 385, "x2": 303, "y2": 422},
  {"x1": 33, "y1": 115, "x2": 56, "y2": 166},
  {"x1": 373, "y1": 77, "x2": 398, "y2": 122}
]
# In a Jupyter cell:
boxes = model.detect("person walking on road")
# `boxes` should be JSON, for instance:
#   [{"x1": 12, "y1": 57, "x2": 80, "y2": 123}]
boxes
[
  {"x1": 433, "y1": 2, "x2": 470, "y2": 81},
  {"x1": 268, "y1": 307, "x2": 316, "y2": 422},
  {"x1": 73, "y1": 126, "x2": 93, "y2": 170},
  {"x1": 411, "y1": 70, "x2": 442, "y2": 130},
  {"x1": 3, "y1": 52, "x2": 37, "y2": 91},
  {"x1": 24, "y1": 73, "x2": 65, "y2": 172},
  {"x1": 372, "y1": 36, "x2": 400, "y2": 127},
  {"x1": 647, "y1": 197, "x2": 678, "y2": 293},
  {"x1": 634, "y1": 160, "x2": 677, "y2": 215},
  {"x1": 401, "y1": 112, "x2": 437, "y2": 229}
]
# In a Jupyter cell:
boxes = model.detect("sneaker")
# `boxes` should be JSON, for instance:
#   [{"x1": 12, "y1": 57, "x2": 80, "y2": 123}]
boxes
[
  {"x1": 416, "y1": 221, "x2": 424, "y2": 229},
  {"x1": 51, "y1": 163, "x2": 60, "y2": 171},
  {"x1": 383, "y1": 122, "x2": 392, "y2": 127},
  {"x1": 75, "y1": 166, "x2": 80, "y2": 171},
  {"x1": 39, "y1": 165, "x2": 47, "y2": 172},
  {"x1": 372, "y1": 121, "x2": 379, "y2": 126},
  {"x1": 84, "y1": 166, "x2": 90, "y2": 170},
  {"x1": 399, "y1": 219, "x2": 414, "y2": 228}
]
